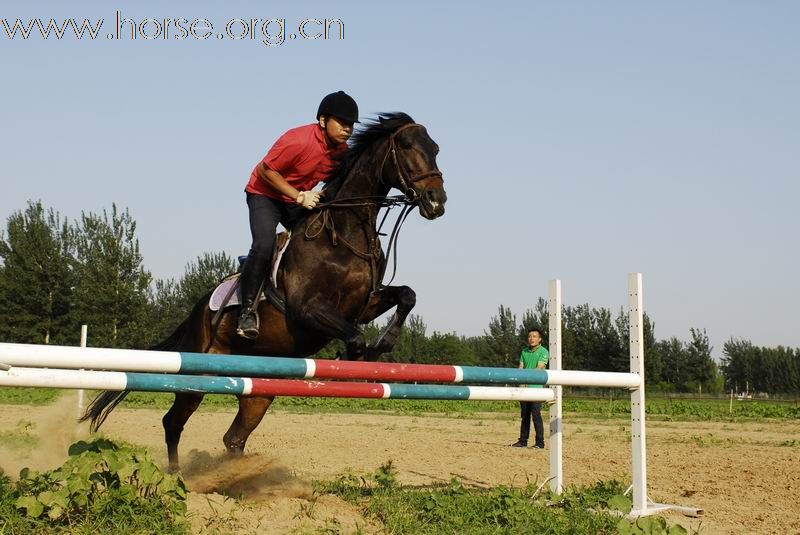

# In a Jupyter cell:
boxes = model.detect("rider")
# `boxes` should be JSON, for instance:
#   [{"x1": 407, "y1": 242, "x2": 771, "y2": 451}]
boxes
[{"x1": 237, "y1": 91, "x2": 359, "y2": 340}]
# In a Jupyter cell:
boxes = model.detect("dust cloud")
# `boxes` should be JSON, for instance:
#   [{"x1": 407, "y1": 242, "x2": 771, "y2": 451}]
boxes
[
  {"x1": 180, "y1": 449, "x2": 313, "y2": 501},
  {"x1": 0, "y1": 391, "x2": 89, "y2": 478}
]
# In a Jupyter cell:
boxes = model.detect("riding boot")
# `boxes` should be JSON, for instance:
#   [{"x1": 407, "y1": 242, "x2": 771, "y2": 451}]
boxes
[{"x1": 237, "y1": 253, "x2": 269, "y2": 340}]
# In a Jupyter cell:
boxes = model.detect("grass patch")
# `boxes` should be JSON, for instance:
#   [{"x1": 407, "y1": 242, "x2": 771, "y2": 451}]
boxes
[
  {"x1": 0, "y1": 388, "x2": 61, "y2": 406},
  {"x1": 313, "y1": 463, "x2": 691, "y2": 534},
  {"x1": 0, "y1": 438, "x2": 188, "y2": 534},
  {"x1": 0, "y1": 420, "x2": 39, "y2": 450}
]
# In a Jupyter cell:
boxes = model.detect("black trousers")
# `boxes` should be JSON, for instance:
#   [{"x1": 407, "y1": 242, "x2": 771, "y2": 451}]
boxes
[
  {"x1": 239, "y1": 193, "x2": 304, "y2": 306},
  {"x1": 518, "y1": 401, "x2": 544, "y2": 447}
]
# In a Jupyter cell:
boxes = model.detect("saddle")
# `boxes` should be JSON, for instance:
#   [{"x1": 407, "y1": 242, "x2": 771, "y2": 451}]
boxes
[{"x1": 209, "y1": 231, "x2": 291, "y2": 314}]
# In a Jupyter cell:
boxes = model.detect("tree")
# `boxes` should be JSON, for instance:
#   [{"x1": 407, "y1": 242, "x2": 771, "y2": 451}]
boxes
[
  {"x1": 147, "y1": 252, "x2": 237, "y2": 344},
  {"x1": 658, "y1": 337, "x2": 689, "y2": 391},
  {"x1": 426, "y1": 331, "x2": 476, "y2": 365},
  {"x1": 720, "y1": 338, "x2": 754, "y2": 393},
  {"x1": 0, "y1": 201, "x2": 76, "y2": 344},
  {"x1": 479, "y1": 305, "x2": 521, "y2": 367},
  {"x1": 685, "y1": 328, "x2": 718, "y2": 393},
  {"x1": 391, "y1": 314, "x2": 427, "y2": 362},
  {"x1": 145, "y1": 277, "x2": 182, "y2": 346},
  {"x1": 594, "y1": 307, "x2": 624, "y2": 372},
  {"x1": 641, "y1": 313, "x2": 665, "y2": 386},
  {"x1": 175, "y1": 252, "x2": 237, "y2": 312},
  {"x1": 73, "y1": 205, "x2": 151, "y2": 348},
  {"x1": 562, "y1": 304, "x2": 594, "y2": 370}
]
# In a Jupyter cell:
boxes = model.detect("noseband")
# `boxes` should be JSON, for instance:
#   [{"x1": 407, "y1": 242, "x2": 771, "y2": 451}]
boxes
[{"x1": 382, "y1": 123, "x2": 443, "y2": 201}]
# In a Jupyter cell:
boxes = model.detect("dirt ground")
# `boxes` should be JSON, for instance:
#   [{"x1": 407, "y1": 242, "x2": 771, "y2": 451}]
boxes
[{"x1": 1, "y1": 399, "x2": 798, "y2": 534}]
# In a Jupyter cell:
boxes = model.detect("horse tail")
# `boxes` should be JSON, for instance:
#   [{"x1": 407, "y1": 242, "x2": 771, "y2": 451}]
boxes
[
  {"x1": 80, "y1": 390, "x2": 130, "y2": 432},
  {"x1": 80, "y1": 295, "x2": 210, "y2": 431},
  {"x1": 149, "y1": 315, "x2": 192, "y2": 351}
]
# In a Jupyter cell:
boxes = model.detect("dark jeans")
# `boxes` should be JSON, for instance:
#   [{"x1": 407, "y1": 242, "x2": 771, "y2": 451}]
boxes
[
  {"x1": 239, "y1": 193, "x2": 304, "y2": 306},
  {"x1": 519, "y1": 401, "x2": 544, "y2": 447}
]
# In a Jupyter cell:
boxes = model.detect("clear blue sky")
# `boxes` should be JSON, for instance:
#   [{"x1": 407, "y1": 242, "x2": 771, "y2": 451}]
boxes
[{"x1": 2, "y1": 1, "x2": 798, "y2": 356}]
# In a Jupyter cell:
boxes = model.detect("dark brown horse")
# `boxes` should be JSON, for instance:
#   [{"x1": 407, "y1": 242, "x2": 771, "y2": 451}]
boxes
[{"x1": 83, "y1": 113, "x2": 447, "y2": 470}]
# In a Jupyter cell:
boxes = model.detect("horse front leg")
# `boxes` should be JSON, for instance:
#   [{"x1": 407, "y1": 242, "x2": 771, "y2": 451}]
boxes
[
  {"x1": 358, "y1": 285, "x2": 416, "y2": 360},
  {"x1": 294, "y1": 295, "x2": 368, "y2": 360},
  {"x1": 223, "y1": 396, "x2": 274, "y2": 456},
  {"x1": 162, "y1": 392, "x2": 205, "y2": 472}
]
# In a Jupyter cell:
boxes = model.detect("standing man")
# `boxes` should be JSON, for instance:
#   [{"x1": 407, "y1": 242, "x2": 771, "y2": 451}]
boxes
[
  {"x1": 237, "y1": 91, "x2": 358, "y2": 340},
  {"x1": 511, "y1": 328, "x2": 549, "y2": 449}
]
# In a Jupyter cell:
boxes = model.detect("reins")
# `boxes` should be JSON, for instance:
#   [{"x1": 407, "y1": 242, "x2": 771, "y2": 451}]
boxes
[
  {"x1": 304, "y1": 195, "x2": 415, "y2": 291},
  {"x1": 302, "y1": 123, "x2": 442, "y2": 291}
]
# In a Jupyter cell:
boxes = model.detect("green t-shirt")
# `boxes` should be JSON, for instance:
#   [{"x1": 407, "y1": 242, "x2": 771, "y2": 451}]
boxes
[{"x1": 519, "y1": 345, "x2": 549, "y2": 388}]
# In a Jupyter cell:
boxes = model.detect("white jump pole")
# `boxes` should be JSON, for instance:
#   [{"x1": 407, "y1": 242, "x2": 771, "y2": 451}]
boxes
[
  {"x1": 547, "y1": 279, "x2": 563, "y2": 494},
  {"x1": 77, "y1": 324, "x2": 87, "y2": 417},
  {"x1": 629, "y1": 273, "x2": 648, "y2": 514}
]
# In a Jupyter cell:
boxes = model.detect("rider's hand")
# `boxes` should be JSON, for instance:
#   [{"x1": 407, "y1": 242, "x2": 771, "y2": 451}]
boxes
[{"x1": 296, "y1": 191, "x2": 321, "y2": 210}]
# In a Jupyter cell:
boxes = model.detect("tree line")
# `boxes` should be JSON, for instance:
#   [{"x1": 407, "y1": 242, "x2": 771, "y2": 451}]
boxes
[{"x1": 1, "y1": 201, "x2": 797, "y2": 397}]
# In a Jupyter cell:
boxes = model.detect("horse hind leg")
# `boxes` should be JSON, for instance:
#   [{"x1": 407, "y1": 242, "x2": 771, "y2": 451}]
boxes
[
  {"x1": 223, "y1": 396, "x2": 274, "y2": 455},
  {"x1": 359, "y1": 285, "x2": 416, "y2": 359},
  {"x1": 162, "y1": 392, "x2": 205, "y2": 472}
]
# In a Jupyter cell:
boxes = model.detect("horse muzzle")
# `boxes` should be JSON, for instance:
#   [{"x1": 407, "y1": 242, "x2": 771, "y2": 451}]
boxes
[{"x1": 418, "y1": 185, "x2": 447, "y2": 220}]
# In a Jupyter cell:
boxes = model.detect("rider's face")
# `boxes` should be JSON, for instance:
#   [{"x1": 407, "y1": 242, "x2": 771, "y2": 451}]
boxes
[{"x1": 320, "y1": 115, "x2": 353, "y2": 146}]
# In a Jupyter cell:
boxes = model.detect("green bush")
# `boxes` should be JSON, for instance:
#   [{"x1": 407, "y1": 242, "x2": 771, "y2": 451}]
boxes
[{"x1": 0, "y1": 438, "x2": 188, "y2": 534}]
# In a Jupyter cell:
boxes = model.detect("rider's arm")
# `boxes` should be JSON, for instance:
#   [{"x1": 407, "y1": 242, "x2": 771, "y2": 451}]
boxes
[{"x1": 255, "y1": 162, "x2": 301, "y2": 202}]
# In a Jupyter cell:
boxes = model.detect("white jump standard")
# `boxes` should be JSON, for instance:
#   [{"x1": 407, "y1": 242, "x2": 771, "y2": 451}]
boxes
[{"x1": 547, "y1": 274, "x2": 702, "y2": 518}]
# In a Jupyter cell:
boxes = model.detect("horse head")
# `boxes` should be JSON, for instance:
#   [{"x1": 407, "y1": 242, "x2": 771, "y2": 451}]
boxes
[{"x1": 381, "y1": 120, "x2": 447, "y2": 220}]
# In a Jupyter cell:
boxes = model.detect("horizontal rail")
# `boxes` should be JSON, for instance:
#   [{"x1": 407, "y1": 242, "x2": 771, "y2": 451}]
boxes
[
  {"x1": 0, "y1": 343, "x2": 641, "y2": 388},
  {"x1": 0, "y1": 366, "x2": 557, "y2": 401}
]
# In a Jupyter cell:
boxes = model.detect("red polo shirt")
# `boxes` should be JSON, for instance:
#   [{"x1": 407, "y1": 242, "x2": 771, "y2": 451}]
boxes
[{"x1": 245, "y1": 123, "x2": 347, "y2": 203}]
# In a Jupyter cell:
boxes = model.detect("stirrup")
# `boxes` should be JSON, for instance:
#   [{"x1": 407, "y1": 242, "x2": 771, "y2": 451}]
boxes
[{"x1": 236, "y1": 308, "x2": 260, "y2": 340}]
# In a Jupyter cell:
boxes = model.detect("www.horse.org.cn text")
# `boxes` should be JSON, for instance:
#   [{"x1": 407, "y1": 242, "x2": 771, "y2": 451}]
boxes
[{"x1": 1, "y1": 11, "x2": 345, "y2": 47}]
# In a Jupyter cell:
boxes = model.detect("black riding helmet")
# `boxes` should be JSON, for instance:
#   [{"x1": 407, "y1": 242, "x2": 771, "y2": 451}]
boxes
[{"x1": 316, "y1": 91, "x2": 359, "y2": 124}]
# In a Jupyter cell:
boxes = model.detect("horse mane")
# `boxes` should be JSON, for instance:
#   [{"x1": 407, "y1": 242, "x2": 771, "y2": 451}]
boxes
[{"x1": 323, "y1": 112, "x2": 416, "y2": 199}]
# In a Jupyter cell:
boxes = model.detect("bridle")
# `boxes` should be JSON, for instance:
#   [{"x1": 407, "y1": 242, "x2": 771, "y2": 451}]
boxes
[
  {"x1": 380, "y1": 123, "x2": 443, "y2": 202},
  {"x1": 307, "y1": 122, "x2": 444, "y2": 290}
]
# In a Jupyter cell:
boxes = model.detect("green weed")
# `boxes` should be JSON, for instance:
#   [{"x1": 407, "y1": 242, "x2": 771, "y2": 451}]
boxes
[
  {"x1": 313, "y1": 468, "x2": 692, "y2": 534},
  {"x1": 0, "y1": 438, "x2": 188, "y2": 534}
]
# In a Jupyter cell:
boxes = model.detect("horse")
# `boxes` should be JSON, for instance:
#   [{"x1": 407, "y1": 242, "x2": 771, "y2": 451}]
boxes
[{"x1": 82, "y1": 112, "x2": 447, "y2": 470}]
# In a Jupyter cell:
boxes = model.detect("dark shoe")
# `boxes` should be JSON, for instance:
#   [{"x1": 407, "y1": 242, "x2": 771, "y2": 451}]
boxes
[
  {"x1": 510, "y1": 440, "x2": 527, "y2": 448},
  {"x1": 236, "y1": 307, "x2": 259, "y2": 340},
  {"x1": 531, "y1": 444, "x2": 545, "y2": 449}
]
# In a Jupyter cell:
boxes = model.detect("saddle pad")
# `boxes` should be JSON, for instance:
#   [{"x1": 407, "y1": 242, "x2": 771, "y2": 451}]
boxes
[
  {"x1": 209, "y1": 276, "x2": 255, "y2": 312},
  {"x1": 209, "y1": 232, "x2": 292, "y2": 312}
]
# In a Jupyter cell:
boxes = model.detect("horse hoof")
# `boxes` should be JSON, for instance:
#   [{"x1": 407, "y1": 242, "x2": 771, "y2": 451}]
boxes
[
  {"x1": 166, "y1": 463, "x2": 181, "y2": 474},
  {"x1": 226, "y1": 447, "x2": 244, "y2": 457}
]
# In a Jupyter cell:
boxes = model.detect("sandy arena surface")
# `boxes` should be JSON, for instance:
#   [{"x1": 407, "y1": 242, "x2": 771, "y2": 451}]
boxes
[{"x1": 1, "y1": 399, "x2": 798, "y2": 534}]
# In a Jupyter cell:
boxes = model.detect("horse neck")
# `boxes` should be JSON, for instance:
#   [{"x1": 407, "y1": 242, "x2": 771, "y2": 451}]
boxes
[
  {"x1": 324, "y1": 138, "x2": 391, "y2": 244},
  {"x1": 333, "y1": 138, "x2": 390, "y2": 201}
]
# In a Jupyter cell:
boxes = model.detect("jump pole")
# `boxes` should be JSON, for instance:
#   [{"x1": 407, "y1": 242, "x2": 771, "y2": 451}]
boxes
[
  {"x1": 547, "y1": 279, "x2": 563, "y2": 494},
  {"x1": 0, "y1": 344, "x2": 640, "y2": 388},
  {"x1": 77, "y1": 324, "x2": 87, "y2": 417},
  {"x1": 0, "y1": 367, "x2": 556, "y2": 401}
]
